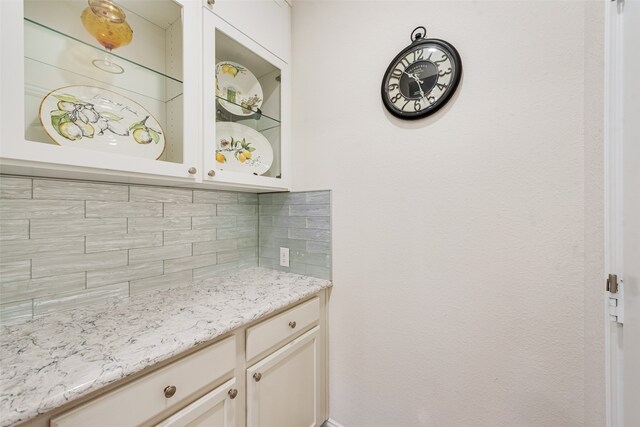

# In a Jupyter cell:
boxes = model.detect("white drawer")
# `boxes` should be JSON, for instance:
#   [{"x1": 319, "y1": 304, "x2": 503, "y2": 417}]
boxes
[
  {"x1": 50, "y1": 336, "x2": 236, "y2": 427},
  {"x1": 204, "y1": 0, "x2": 291, "y2": 63},
  {"x1": 246, "y1": 297, "x2": 319, "y2": 361}
]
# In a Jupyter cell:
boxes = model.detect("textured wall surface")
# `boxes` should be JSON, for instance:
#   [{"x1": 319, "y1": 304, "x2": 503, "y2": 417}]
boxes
[
  {"x1": 258, "y1": 191, "x2": 331, "y2": 279},
  {"x1": 0, "y1": 176, "x2": 258, "y2": 323},
  {"x1": 292, "y1": 1, "x2": 604, "y2": 426}
]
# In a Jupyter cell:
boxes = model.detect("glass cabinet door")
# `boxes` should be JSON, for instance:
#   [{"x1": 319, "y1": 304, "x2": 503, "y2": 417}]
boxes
[
  {"x1": 1, "y1": 0, "x2": 199, "y2": 179},
  {"x1": 203, "y1": 11, "x2": 289, "y2": 190}
]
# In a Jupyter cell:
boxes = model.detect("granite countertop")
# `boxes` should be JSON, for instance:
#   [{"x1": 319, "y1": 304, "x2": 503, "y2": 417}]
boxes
[{"x1": 0, "y1": 267, "x2": 331, "y2": 427}]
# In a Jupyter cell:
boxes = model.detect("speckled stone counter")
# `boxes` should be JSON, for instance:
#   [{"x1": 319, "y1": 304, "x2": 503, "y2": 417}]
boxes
[{"x1": 0, "y1": 268, "x2": 331, "y2": 427}]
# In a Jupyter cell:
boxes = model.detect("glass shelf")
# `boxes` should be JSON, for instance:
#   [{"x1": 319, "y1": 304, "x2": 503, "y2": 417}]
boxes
[
  {"x1": 24, "y1": 18, "x2": 182, "y2": 103},
  {"x1": 215, "y1": 95, "x2": 280, "y2": 132}
]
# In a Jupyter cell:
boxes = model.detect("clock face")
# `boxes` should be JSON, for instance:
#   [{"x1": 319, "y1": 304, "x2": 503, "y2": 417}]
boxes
[{"x1": 381, "y1": 39, "x2": 461, "y2": 119}]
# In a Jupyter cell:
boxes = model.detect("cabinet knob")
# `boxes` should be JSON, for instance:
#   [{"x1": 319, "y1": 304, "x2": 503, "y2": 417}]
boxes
[
  {"x1": 253, "y1": 372, "x2": 262, "y2": 382},
  {"x1": 188, "y1": 167, "x2": 197, "y2": 175},
  {"x1": 164, "y1": 385, "x2": 177, "y2": 398},
  {"x1": 208, "y1": 170, "x2": 216, "y2": 177},
  {"x1": 289, "y1": 321, "x2": 297, "y2": 329},
  {"x1": 228, "y1": 388, "x2": 238, "y2": 399},
  {"x1": 207, "y1": 0, "x2": 215, "y2": 4}
]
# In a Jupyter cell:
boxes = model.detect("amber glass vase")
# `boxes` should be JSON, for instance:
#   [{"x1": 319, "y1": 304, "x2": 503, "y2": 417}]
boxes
[{"x1": 81, "y1": 0, "x2": 133, "y2": 73}]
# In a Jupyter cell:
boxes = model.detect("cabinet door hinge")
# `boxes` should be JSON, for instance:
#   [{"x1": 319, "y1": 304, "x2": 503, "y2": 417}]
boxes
[{"x1": 607, "y1": 274, "x2": 624, "y2": 324}]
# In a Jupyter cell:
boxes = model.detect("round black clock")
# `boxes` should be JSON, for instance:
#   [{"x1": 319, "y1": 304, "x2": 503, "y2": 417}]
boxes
[{"x1": 381, "y1": 26, "x2": 462, "y2": 120}]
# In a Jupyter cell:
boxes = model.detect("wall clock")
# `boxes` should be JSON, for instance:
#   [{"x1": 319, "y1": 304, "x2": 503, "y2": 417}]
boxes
[{"x1": 381, "y1": 26, "x2": 462, "y2": 120}]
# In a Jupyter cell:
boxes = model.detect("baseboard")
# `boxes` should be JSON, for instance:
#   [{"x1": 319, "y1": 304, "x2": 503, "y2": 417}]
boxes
[{"x1": 322, "y1": 418, "x2": 346, "y2": 427}]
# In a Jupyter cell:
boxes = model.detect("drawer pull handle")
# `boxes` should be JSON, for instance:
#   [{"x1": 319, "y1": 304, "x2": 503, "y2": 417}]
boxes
[
  {"x1": 289, "y1": 321, "x2": 297, "y2": 329},
  {"x1": 208, "y1": 170, "x2": 216, "y2": 177},
  {"x1": 228, "y1": 388, "x2": 238, "y2": 399},
  {"x1": 164, "y1": 385, "x2": 177, "y2": 398},
  {"x1": 253, "y1": 372, "x2": 262, "y2": 382},
  {"x1": 188, "y1": 167, "x2": 197, "y2": 175},
  {"x1": 207, "y1": 0, "x2": 215, "y2": 4}
]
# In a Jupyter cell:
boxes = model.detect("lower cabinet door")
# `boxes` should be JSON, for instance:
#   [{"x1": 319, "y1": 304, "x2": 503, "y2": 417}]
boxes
[
  {"x1": 155, "y1": 378, "x2": 237, "y2": 427},
  {"x1": 246, "y1": 327, "x2": 320, "y2": 427}
]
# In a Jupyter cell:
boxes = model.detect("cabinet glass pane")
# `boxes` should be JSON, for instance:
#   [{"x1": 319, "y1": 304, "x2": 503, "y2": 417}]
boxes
[
  {"x1": 214, "y1": 29, "x2": 281, "y2": 179},
  {"x1": 23, "y1": 0, "x2": 184, "y2": 164}
]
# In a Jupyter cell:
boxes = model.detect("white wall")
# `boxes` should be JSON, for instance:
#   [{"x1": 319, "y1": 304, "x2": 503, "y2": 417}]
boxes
[{"x1": 291, "y1": 1, "x2": 604, "y2": 426}]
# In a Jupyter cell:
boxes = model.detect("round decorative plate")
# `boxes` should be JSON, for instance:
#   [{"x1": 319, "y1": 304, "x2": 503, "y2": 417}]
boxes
[
  {"x1": 39, "y1": 85, "x2": 165, "y2": 160},
  {"x1": 215, "y1": 122, "x2": 273, "y2": 175},
  {"x1": 216, "y1": 61, "x2": 263, "y2": 117}
]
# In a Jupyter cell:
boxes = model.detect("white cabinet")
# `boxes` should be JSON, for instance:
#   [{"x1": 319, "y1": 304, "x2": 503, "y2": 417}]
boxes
[
  {"x1": 0, "y1": 0, "x2": 202, "y2": 182},
  {"x1": 0, "y1": 0, "x2": 291, "y2": 191},
  {"x1": 202, "y1": 8, "x2": 290, "y2": 191},
  {"x1": 155, "y1": 378, "x2": 238, "y2": 427},
  {"x1": 246, "y1": 328, "x2": 321, "y2": 427}
]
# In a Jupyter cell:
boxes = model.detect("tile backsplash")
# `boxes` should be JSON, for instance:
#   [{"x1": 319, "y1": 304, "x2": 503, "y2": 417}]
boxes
[
  {"x1": 0, "y1": 176, "x2": 331, "y2": 323},
  {"x1": 0, "y1": 176, "x2": 258, "y2": 323},
  {"x1": 258, "y1": 191, "x2": 331, "y2": 280}
]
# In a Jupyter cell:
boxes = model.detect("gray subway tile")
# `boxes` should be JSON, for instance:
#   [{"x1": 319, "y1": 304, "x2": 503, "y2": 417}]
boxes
[
  {"x1": 0, "y1": 300, "x2": 33, "y2": 324},
  {"x1": 164, "y1": 229, "x2": 216, "y2": 245},
  {"x1": 30, "y1": 218, "x2": 127, "y2": 239},
  {"x1": 33, "y1": 179, "x2": 128, "y2": 201},
  {"x1": 305, "y1": 191, "x2": 330, "y2": 204},
  {"x1": 259, "y1": 258, "x2": 306, "y2": 275},
  {"x1": 217, "y1": 204, "x2": 257, "y2": 216},
  {"x1": 86, "y1": 201, "x2": 162, "y2": 218},
  {"x1": 259, "y1": 204, "x2": 289, "y2": 216},
  {"x1": 32, "y1": 251, "x2": 128, "y2": 278},
  {"x1": 193, "y1": 190, "x2": 237, "y2": 204},
  {"x1": 164, "y1": 203, "x2": 216, "y2": 217},
  {"x1": 236, "y1": 216, "x2": 258, "y2": 227},
  {"x1": 273, "y1": 216, "x2": 306, "y2": 228},
  {"x1": 192, "y1": 216, "x2": 236, "y2": 230},
  {"x1": 0, "y1": 200, "x2": 84, "y2": 219},
  {"x1": 193, "y1": 239, "x2": 238, "y2": 255},
  {"x1": 306, "y1": 217, "x2": 330, "y2": 229},
  {"x1": 130, "y1": 270, "x2": 192, "y2": 295},
  {"x1": 237, "y1": 237, "x2": 258, "y2": 248},
  {"x1": 288, "y1": 228, "x2": 330, "y2": 242},
  {"x1": 1, "y1": 272, "x2": 85, "y2": 303},
  {"x1": 128, "y1": 216, "x2": 191, "y2": 233},
  {"x1": 305, "y1": 265, "x2": 331, "y2": 280},
  {"x1": 87, "y1": 261, "x2": 163, "y2": 288},
  {"x1": 258, "y1": 226, "x2": 288, "y2": 239},
  {"x1": 0, "y1": 237, "x2": 85, "y2": 262},
  {"x1": 237, "y1": 193, "x2": 258, "y2": 204},
  {"x1": 259, "y1": 237, "x2": 307, "y2": 251},
  {"x1": 306, "y1": 240, "x2": 331, "y2": 254},
  {"x1": 258, "y1": 193, "x2": 273, "y2": 205},
  {"x1": 289, "y1": 204, "x2": 330, "y2": 217},
  {"x1": 86, "y1": 232, "x2": 163, "y2": 253},
  {"x1": 0, "y1": 260, "x2": 31, "y2": 284},
  {"x1": 272, "y1": 192, "x2": 306, "y2": 205},
  {"x1": 259, "y1": 246, "x2": 279, "y2": 259},
  {"x1": 34, "y1": 282, "x2": 129, "y2": 316},
  {"x1": 217, "y1": 247, "x2": 257, "y2": 264},
  {"x1": 129, "y1": 244, "x2": 192, "y2": 264},
  {"x1": 164, "y1": 254, "x2": 217, "y2": 274},
  {"x1": 129, "y1": 186, "x2": 192, "y2": 203},
  {"x1": 291, "y1": 250, "x2": 330, "y2": 267},
  {"x1": 0, "y1": 220, "x2": 29, "y2": 241},
  {"x1": 258, "y1": 215, "x2": 273, "y2": 226},
  {"x1": 0, "y1": 177, "x2": 32, "y2": 199},
  {"x1": 193, "y1": 261, "x2": 239, "y2": 281},
  {"x1": 217, "y1": 226, "x2": 258, "y2": 240}
]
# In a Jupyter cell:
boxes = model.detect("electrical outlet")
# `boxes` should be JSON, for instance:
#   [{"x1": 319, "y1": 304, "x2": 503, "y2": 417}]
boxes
[{"x1": 279, "y1": 247, "x2": 290, "y2": 267}]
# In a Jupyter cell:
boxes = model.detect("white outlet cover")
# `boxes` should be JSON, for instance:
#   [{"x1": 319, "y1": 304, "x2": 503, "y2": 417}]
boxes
[{"x1": 279, "y1": 247, "x2": 290, "y2": 267}]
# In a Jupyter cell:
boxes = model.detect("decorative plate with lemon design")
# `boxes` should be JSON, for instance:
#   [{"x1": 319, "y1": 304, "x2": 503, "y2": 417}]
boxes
[
  {"x1": 39, "y1": 85, "x2": 165, "y2": 159},
  {"x1": 216, "y1": 61, "x2": 263, "y2": 117},
  {"x1": 216, "y1": 122, "x2": 273, "y2": 175}
]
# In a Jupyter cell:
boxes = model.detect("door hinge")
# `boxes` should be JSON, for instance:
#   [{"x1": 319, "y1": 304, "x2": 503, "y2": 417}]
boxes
[{"x1": 607, "y1": 274, "x2": 624, "y2": 324}]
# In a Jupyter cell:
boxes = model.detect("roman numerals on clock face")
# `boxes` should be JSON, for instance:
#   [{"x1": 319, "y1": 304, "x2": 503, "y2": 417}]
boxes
[{"x1": 384, "y1": 44, "x2": 456, "y2": 114}]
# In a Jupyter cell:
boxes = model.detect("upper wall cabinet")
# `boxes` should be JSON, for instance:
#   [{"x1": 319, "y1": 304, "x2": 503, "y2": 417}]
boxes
[
  {"x1": 0, "y1": 0, "x2": 291, "y2": 191},
  {"x1": 202, "y1": 5, "x2": 290, "y2": 191},
  {"x1": 0, "y1": 0, "x2": 202, "y2": 182}
]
